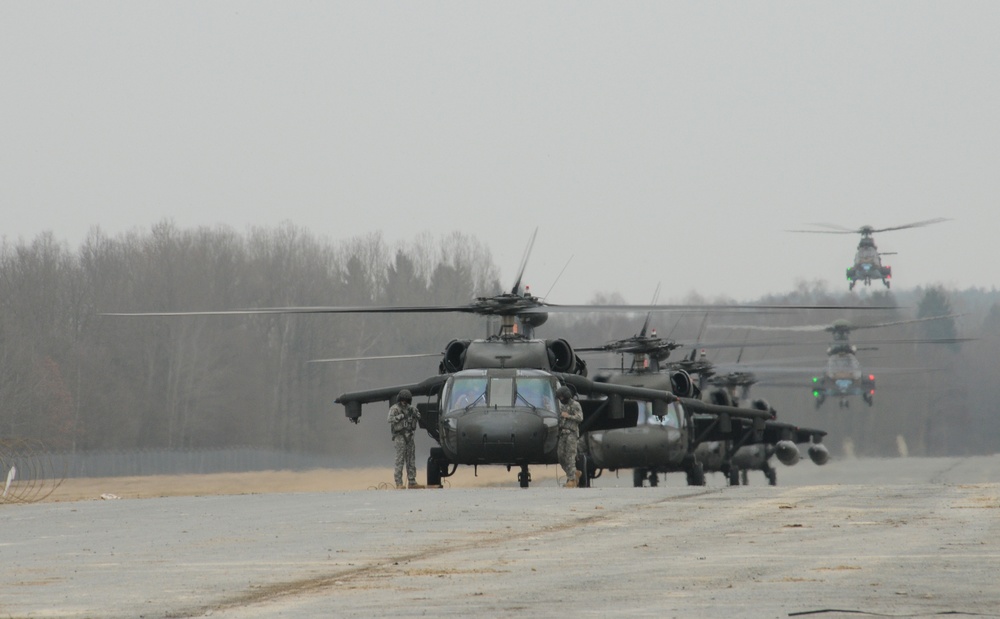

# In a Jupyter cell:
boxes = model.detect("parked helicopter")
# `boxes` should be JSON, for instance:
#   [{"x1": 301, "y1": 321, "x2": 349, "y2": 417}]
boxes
[
  {"x1": 332, "y1": 296, "x2": 776, "y2": 488},
  {"x1": 106, "y1": 232, "x2": 881, "y2": 487},
  {"x1": 574, "y1": 313, "x2": 828, "y2": 487},
  {"x1": 789, "y1": 218, "x2": 949, "y2": 290}
]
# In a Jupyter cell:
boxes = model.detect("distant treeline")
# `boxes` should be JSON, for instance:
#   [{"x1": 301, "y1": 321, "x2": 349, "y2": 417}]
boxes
[
  {"x1": 0, "y1": 222, "x2": 500, "y2": 459},
  {"x1": 2, "y1": 223, "x2": 998, "y2": 461}
]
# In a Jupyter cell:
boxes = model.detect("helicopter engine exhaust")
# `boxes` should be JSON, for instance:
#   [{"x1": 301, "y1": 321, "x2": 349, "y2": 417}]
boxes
[
  {"x1": 441, "y1": 339, "x2": 471, "y2": 373},
  {"x1": 546, "y1": 339, "x2": 586, "y2": 375},
  {"x1": 670, "y1": 370, "x2": 696, "y2": 398},
  {"x1": 808, "y1": 443, "x2": 830, "y2": 465},
  {"x1": 774, "y1": 440, "x2": 800, "y2": 466}
]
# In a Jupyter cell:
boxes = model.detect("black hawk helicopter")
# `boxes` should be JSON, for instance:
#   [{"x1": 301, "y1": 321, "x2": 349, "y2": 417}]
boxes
[
  {"x1": 106, "y1": 232, "x2": 881, "y2": 488},
  {"x1": 789, "y1": 218, "x2": 949, "y2": 290},
  {"x1": 573, "y1": 311, "x2": 829, "y2": 488}
]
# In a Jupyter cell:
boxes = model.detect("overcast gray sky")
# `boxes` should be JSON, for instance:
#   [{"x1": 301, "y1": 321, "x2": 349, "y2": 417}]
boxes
[{"x1": 2, "y1": 3, "x2": 997, "y2": 304}]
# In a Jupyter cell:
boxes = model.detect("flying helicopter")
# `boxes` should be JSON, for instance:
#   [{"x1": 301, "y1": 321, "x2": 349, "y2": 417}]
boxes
[
  {"x1": 789, "y1": 218, "x2": 950, "y2": 290},
  {"x1": 708, "y1": 315, "x2": 970, "y2": 409},
  {"x1": 105, "y1": 231, "x2": 884, "y2": 487},
  {"x1": 573, "y1": 312, "x2": 829, "y2": 488}
]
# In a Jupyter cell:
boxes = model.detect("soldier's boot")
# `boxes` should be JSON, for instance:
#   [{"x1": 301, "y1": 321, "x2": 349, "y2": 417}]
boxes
[
  {"x1": 408, "y1": 482, "x2": 424, "y2": 489},
  {"x1": 574, "y1": 470, "x2": 583, "y2": 486},
  {"x1": 564, "y1": 479, "x2": 577, "y2": 488},
  {"x1": 395, "y1": 484, "x2": 405, "y2": 490}
]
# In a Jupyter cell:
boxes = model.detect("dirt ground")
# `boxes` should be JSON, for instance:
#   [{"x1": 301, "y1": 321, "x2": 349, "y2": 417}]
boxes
[{"x1": 37, "y1": 466, "x2": 568, "y2": 502}]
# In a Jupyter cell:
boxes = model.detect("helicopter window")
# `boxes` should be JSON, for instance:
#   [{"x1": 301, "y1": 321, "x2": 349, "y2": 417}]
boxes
[
  {"x1": 830, "y1": 356, "x2": 858, "y2": 372},
  {"x1": 515, "y1": 378, "x2": 557, "y2": 412},
  {"x1": 642, "y1": 401, "x2": 682, "y2": 427},
  {"x1": 446, "y1": 377, "x2": 488, "y2": 411},
  {"x1": 489, "y1": 378, "x2": 514, "y2": 407}
]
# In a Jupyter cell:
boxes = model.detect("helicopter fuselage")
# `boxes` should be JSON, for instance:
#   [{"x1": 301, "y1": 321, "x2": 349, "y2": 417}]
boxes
[
  {"x1": 847, "y1": 237, "x2": 891, "y2": 289},
  {"x1": 580, "y1": 372, "x2": 691, "y2": 474},
  {"x1": 434, "y1": 368, "x2": 561, "y2": 466},
  {"x1": 811, "y1": 350, "x2": 875, "y2": 407}
]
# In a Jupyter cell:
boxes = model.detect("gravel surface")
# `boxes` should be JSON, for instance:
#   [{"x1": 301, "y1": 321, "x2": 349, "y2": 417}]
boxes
[{"x1": 2, "y1": 456, "x2": 998, "y2": 618}]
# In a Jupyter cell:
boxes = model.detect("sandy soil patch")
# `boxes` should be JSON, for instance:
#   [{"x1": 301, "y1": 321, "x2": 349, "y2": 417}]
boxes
[{"x1": 37, "y1": 465, "x2": 568, "y2": 503}]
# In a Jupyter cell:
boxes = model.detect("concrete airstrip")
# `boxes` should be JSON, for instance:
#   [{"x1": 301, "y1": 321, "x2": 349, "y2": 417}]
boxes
[{"x1": 2, "y1": 455, "x2": 998, "y2": 618}]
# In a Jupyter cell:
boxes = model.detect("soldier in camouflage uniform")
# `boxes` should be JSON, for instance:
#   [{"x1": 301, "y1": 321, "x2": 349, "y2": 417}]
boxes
[
  {"x1": 556, "y1": 385, "x2": 584, "y2": 488},
  {"x1": 388, "y1": 389, "x2": 423, "y2": 489}
]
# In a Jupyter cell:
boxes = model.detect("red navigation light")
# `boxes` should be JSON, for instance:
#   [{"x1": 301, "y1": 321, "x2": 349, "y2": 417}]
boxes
[{"x1": 869, "y1": 374, "x2": 875, "y2": 381}]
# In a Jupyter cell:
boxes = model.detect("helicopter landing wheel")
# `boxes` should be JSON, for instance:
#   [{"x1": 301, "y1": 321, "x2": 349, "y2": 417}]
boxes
[
  {"x1": 728, "y1": 466, "x2": 740, "y2": 486},
  {"x1": 764, "y1": 463, "x2": 777, "y2": 486},
  {"x1": 426, "y1": 447, "x2": 451, "y2": 487},
  {"x1": 633, "y1": 468, "x2": 647, "y2": 487},
  {"x1": 574, "y1": 454, "x2": 590, "y2": 488},
  {"x1": 686, "y1": 460, "x2": 706, "y2": 486},
  {"x1": 517, "y1": 465, "x2": 531, "y2": 488}
]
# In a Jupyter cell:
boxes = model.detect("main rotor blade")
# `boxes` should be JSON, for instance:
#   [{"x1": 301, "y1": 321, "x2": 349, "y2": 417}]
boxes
[
  {"x1": 521, "y1": 302, "x2": 892, "y2": 314},
  {"x1": 871, "y1": 217, "x2": 950, "y2": 234},
  {"x1": 510, "y1": 227, "x2": 539, "y2": 295},
  {"x1": 707, "y1": 314, "x2": 961, "y2": 334},
  {"x1": 308, "y1": 352, "x2": 443, "y2": 363},
  {"x1": 105, "y1": 299, "x2": 898, "y2": 319},
  {"x1": 638, "y1": 284, "x2": 662, "y2": 338},
  {"x1": 788, "y1": 218, "x2": 949, "y2": 235},
  {"x1": 103, "y1": 304, "x2": 474, "y2": 317},
  {"x1": 787, "y1": 223, "x2": 860, "y2": 234}
]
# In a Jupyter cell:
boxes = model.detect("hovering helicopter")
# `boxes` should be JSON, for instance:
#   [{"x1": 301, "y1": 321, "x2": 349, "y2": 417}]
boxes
[
  {"x1": 709, "y1": 316, "x2": 969, "y2": 409},
  {"x1": 574, "y1": 311, "x2": 829, "y2": 488},
  {"x1": 106, "y1": 231, "x2": 882, "y2": 487},
  {"x1": 789, "y1": 218, "x2": 950, "y2": 290}
]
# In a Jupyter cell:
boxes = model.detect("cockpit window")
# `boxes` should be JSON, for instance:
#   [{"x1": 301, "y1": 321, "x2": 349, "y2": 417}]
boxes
[
  {"x1": 446, "y1": 374, "x2": 557, "y2": 412},
  {"x1": 642, "y1": 401, "x2": 682, "y2": 428},
  {"x1": 830, "y1": 355, "x2": 859, "y2": 372},
  {"x1": 515, "y1": 377, "x2": 557, "y2": 412},
  {"x1": 446, "y1": 377, "x2": 488, "y2": 411}
]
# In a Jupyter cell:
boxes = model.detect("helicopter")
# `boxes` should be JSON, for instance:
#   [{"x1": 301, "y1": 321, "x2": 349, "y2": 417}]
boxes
[
  {"x1": 332, "y1": 295, "x2": 778, "y2": 488},
  {"x1": 573, "y1": 312, "x2": 829, "y2": 488},
  {"x1": 106, "y1": 232, "x2": 883, "y2": 487},
  {"x1": 789, "y1": 218, "x2": 950, "y2": 290},
  {"x1": 708, "y1": 316, "x2": 970, "y2": 409}
]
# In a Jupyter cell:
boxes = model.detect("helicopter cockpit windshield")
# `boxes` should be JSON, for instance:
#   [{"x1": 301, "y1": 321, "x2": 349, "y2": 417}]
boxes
[
  {"x1": 829, "y1": 354, "x2": 861, "y2": 376},
  {"x1": 444, "y1": 370, "x2": 559, "y2": 413},
  {"x1": 512, "y1": 375, "x2": 558, "y2": 412},
  {"x1": 855, "y1": 244, "x2": 879, "y2": 265},
  {"x1": 446, "y1": 377, "x2": 488, "y2": 411},
  {"x1": 637, "y1": 400, "x2": 682, "y2": 428}
]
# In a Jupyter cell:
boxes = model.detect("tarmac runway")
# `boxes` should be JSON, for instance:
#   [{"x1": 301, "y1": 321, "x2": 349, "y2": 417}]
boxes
[{"x1": 2, "y1": 455, "x2": 999, "y2": 618}]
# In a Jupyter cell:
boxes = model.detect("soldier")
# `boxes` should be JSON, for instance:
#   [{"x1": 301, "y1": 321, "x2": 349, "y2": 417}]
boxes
[
  {"x1": 556, "y1": 385, "x2": 584, "y2": 488},
  {"x1": 388, "y1": 389, "x2": 423, "y2": 489}
]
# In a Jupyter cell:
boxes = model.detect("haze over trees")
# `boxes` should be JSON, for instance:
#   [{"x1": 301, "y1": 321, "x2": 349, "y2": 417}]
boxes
[{"x1": 1, "y1": 224, "x2": 997, "y2": 463}]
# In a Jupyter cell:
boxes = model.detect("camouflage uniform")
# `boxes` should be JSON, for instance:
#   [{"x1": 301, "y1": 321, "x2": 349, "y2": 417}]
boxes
[
  {"x1": 557, "y1": 398, "x2": 584, "y2": 481},
  {"x1": 388, "y1": 402, "x2": 420, "y2": 487}
]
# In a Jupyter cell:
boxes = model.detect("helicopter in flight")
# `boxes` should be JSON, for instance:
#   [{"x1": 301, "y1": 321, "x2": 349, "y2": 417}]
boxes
[
  {"x1": 574, "y1": 312, "x2": 829, "y2": 487},
  {"x1": 709, "y1": 315, "x2": 968, "y2": 409},
  {"x1": 789, "y1": 218, "x2": 950, "y2": 290},
  {"x1": 106, "y1": 231, "x2": 880, "y2": 487}
]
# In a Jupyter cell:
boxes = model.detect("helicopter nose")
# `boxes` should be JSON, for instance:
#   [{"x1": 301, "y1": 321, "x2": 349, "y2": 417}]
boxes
[{"x1": 453, "y1": 410, "x2": 552, "y2": 464}]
